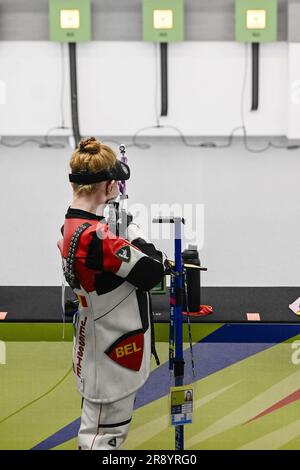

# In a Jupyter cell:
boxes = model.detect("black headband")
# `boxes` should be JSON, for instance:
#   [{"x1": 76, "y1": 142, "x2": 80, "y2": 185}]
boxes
[{"x1": 69, "y1": 161, "x2": 130, "y2": 184}]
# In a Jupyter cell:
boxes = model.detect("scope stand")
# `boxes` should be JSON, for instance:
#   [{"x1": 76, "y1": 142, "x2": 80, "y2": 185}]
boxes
[{"x1": 153, "y1": 216, "x2": 185, "y2": 450}]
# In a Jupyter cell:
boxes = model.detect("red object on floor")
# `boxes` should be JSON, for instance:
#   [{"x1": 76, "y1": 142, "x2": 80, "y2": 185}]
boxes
[{"x1": 183, "y1": 305, "x2": 213, "y2": 317}]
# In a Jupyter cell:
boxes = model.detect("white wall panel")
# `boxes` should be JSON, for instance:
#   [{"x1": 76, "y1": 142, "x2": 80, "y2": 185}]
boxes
[
  {"x1": 0, "y1": 41, "x2": 288, "y2": 137},
  {"x1": 1, "y1": 139, "x2": 299, "y2": 287},
  {"x1": 288, "y1": 43, "x2": 300, "y2": 139}
]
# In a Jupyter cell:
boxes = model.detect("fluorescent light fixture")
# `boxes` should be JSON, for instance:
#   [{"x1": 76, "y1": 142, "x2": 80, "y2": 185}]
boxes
[
  {"x1": 246, "y1": 9, "x2": 266, "y2": 29},
  {"x1": 153, "y1": 9, "x2": 173, "y2": 29},
  {"x1": 60, "y1": 9, "x2": 80, "y2": 29}
]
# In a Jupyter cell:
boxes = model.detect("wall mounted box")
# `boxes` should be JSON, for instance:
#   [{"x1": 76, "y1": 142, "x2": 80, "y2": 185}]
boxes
[
  {"x1": 143, "y1": 0, "x2": 184, "y2": 43},
  {"x1": 235, "y1": 0, "x2": 277, "y2": 43},
  {"x1": 49, "y1": 0, "x2": 91, "y2": 42}
]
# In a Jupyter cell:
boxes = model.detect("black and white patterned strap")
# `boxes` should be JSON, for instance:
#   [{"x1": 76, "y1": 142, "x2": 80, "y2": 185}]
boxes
[{"x1": 63, "y1": 222, "x2": 91, "y2": 290}]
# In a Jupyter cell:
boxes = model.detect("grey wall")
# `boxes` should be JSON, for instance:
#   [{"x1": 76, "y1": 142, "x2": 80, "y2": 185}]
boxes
[
  {"x1": 288, "y1": 2, "x2": 300, "y2": 42},
  {"x1": 1, "y1": 137, "x2": 300, "y2": 287},
  {"x1": 0, "y1": 0, "x2": 289, "y2": 41}
]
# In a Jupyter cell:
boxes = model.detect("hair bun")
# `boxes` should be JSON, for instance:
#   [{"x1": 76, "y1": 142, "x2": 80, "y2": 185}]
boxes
[{"x1": 79, "y1": 137, "x2": 101, "y2": 154}]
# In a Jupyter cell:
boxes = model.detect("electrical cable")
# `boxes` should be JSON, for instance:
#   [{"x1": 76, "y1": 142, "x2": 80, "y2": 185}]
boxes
[
  {"x1": 0, "y1": 133, "x2": 68, "y2": 150},
  {"x1": 239, "y1": 44, "x2": 299, "y2": 153},
  {"x1": 0, "y1": 366, "x2": 73, "y2": 426},
  {"x1": 101, "y1": 138, "x2": 123, "y2": 147},
  {"x1": 127, "y1": 42, "x2": 299, "y2": 152},
  {"x1": 127, "y1": 124, "x2": 246, "y2": 150},
  {"x1": 69, "y1": 42, "x2": 81, "y2": 147},
  {"x1": 40, "y1": 126, "x2": 71, "y2": 149},
  {"x1": 239, "y1": 43, "x2": 270, "y2": 153},
  {"x1": 126, "y1": 44, "x2": 161, "y2": 150},
  {"x1": 39, "y1": 43, "x2": 73, "y2": 149},
  {"x1": 3, "y1": 44, "x2": 294, "y2": 153},
  {"x1": 160, "y1": 43, "x2": 168, "y2": 116},
  {"x1": 0, "y1": 138, "x2": 42, "y2": 148},
  {"x1": 127, "y1": 46, "x2": 246, "y2": 149},
  {"x1": 251, "y1": 43, "x2": 259, "y2": 111},
  {"x1": 0, "y1": 43, "x2": 71, "y2": 150}
]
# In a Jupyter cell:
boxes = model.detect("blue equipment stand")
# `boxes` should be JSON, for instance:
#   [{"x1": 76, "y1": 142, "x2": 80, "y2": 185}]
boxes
[{"x1": 153, "y1": 216, "x2": 185, "y2": 450}]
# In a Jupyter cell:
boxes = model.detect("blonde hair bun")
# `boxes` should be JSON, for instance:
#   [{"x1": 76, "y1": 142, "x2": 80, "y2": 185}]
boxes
[{"x1": 79, "y1": 137, "x2": 101, "y2": 155}]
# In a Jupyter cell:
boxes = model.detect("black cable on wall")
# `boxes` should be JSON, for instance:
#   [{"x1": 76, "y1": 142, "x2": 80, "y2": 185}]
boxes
[
  {"x1": 69, "y1": 42, "x2": 81, "y2": 146},
  {"x1": 160, "y1": 42, "x2": 168, "y2": 116},
  {"x1": 251, "y1": 42, "x2": 259, "y2": 111}
]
